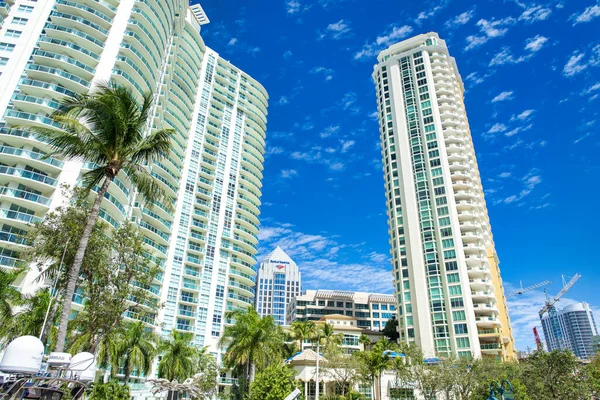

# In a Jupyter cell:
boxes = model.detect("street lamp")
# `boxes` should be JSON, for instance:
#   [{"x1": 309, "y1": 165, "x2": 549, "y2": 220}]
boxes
[{"x1": 486, "y1": 380, "x2": 514, "y2": 400}]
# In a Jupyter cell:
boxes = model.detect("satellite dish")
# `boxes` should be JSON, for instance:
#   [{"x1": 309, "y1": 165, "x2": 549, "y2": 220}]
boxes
[
  {"x1": 68, "y1": 352, "x2": 96, "y2": 382},
  {"x1": 0, "y1": 336, "x2": 44, "y2": 374}
]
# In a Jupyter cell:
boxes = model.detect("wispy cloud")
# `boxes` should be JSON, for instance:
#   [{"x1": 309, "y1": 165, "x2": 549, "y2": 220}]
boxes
[
  {"x1": 354, "y1": 24, "x2": 413, "y2": 60},
  {"x1": 310, "y1": 66, "x2": 335, "y2": 81},
  {"x1": 320, "y1": 125, "x2": 340, "y2": 139},
  {"x1": 512, "y1": 109, "x2": 535, "y2": 121},
  {"x1": 519, "y1": 5, "x2": 552, "y2": 23},
  {"x1": 258, "y1": 222, "x2": 393, "y2": 293},
  {"x1": 492, "y1": 91, "x2": 515, "y2": 103},
  {"x1": 562, "y1": 44, "x2": 600, "y2": 77},
  {"x1": 489, "y1": 36, "x2": 548, "y2": 66},
  {"x1": 281, "y1": 169, "x2": 298, "y2": 179},
  {"x1": 445, "y1": 9, "x2": 476, "y2": 29},
  {"x1": 318, "y1": 19, "x2": 353, "y2": 40},
  {"x1": 465, "y1": 17, "x2": 516, "y2": 50},
  {"x1": 416, "y1": 1, "x2": 450, "y2": 25},
  {"x1": 570, "y1": 4, "x2": 600, "y2": 25}
]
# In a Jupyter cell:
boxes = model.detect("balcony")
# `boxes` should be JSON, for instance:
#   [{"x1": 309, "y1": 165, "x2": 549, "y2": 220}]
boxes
[
  {"x1": 0, "y1": 144, "x2": 63, "y2": 171},
  {"x1": 0, "y1": 166, "x2": 57, "y2": 191}
]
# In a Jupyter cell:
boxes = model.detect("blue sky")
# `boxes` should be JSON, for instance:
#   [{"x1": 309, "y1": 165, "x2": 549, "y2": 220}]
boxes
[{"x1": 198, "y1": 0, "x2": 600, "y2": 350}]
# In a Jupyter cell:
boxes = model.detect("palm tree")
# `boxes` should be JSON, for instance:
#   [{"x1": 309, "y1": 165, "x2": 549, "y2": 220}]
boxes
[
  {"x1": 220, "y1": 307, "x2": 284, "y2": 388},
  {"x1": 359, "y1": 333, "x2": 372, "y2": 350},
  {"x1": 117, "y1": 321, "x2": 159, "y2": 383},
  {"x1": 319, "y1": 323, "x2": 342, "y2": 350},
  {"x1": 0, "y1": 288, "x2": 55, "y2": 346},
  {"x1": 356, "y1": 341, "x2": 391, "y2": 400},
  {"x1": 158, "y1": 331, "x2": 199, "y2": 382},
  {"x1": 21, "y1": 83, "x2": 175, "y2": 352},
  {"x1": 0, "y1": 268, "x2": 24, "y2": 325},
  {"x1": 290, "y1": 320, "x2": 318, "y2": 351}
]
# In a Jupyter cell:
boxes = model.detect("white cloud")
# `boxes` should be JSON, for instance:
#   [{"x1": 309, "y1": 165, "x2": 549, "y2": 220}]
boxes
[
  {"x1": 563, "y1": 45, "x2": 600, "y2": 77},
  {"x1": 465, "y1": 71, "x2": 487, "y2": 86},
  {"x1": 512, "y1": 109, "x2": 535, "y2": 121},
  {"x1": 310, "y1": 66, "x2": 335, "y2": 81},
  {"x1": 445, "y1": 9, "x2": 476, "y2": 28},
  {"x1": 278, "y1": 96, "x2": 289, "y2": 105},
  {"x1": 488, "y1": 123, "x2": 508, "y2": 134},
  {"x1": 227, "y1": 37, "x2": 238, "y2": 46},
  {"x1": 524, "y1": 35, "x2": 549, "y2": 52},
  {"x1": 491, "y1": 91, "x2": 515, "y2": 103},
  {"x1": 354, "y1": 24, "x2": 413, "y2": 60},
  {"x1": 320, "y1": 19, "x2": 352, "y2": 40},
  {"x1": 416, "y1": 3, "x2": 447, "y2": 24},
  {"x1": 582, "y1": 82, "x2": 600, "y2": 95},
  {"x1": 504, "y1": 123, "x2": 533, "y2": 137},
  {"x1": 519, "y1": 5, "x2": 552, "y2": 22},
  {"x1": 574, "y1": 132, "x2": 592, "y2": 144},
  {"x1": 283, "y1": 50, "x2": 293, "y2": 60},
  {"x1": 340, "y1": 140, "x2": 355, "y2": 153},
  {"x1": 465, "y1": 17, "x2": 516, "y2": 50},
  {"x1": 570, "y1": 4, "x2": 600, "y2": 25},
  {"x1": 338, "y1": 92, "x2": 359, "y2": 113},
  {"x1": 286, "y1": 0, "x2": 303, "y2": 14},
  {"x1": 266, "y1": 146, "x2": 284, "y2": 156},
  {"x1": 489, "y1": 47, "x2": 531, "y2": 66},
  {"x1": 281, "y1": 169, "x2": 298, "y2": 179},
  {"x1": 320, "y1": 125, "x2": 340, "y2": 139},
  {"x1": 498, "y1": 172, "x2": 512, "y2": 178},
  {"x1": 257, "y1": 223, "x2": 393, "y2": 293},
  {"x1": 563, "y1": 52, "x2": 588, "y2": 77}
]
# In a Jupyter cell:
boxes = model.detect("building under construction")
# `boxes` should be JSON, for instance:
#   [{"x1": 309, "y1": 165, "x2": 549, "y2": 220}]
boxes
[{"x1": 541, "y1": 302, "x2": 598, "y2": 359}]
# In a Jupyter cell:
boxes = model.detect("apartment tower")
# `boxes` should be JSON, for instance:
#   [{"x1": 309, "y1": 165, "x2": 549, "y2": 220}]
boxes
[
  {"x1": 254, "y1": 246, "x2": 301, "y2": 325},
  {"x1": 0, "y1": 0, "x2": 268, "y2": 360},
  {"x1": 372, "y1": 33, "x2": 515, "y2": 360},
  {"x1": 542, "y1": 302, "x2": 598, "y2": 359}
]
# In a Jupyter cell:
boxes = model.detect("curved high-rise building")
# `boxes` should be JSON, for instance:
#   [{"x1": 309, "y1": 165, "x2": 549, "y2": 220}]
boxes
[
  {"x1": 373, "y1": 32, "x2": 515, "y2": 360},
  {"x1": 0, "y1": 0, "x2": 268, "y2": 367}
]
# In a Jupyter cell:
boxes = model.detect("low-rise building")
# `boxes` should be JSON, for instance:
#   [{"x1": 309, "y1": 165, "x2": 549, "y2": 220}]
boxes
[{"x1": 287, "y1": 290, "x2": 396, "y2": 331}]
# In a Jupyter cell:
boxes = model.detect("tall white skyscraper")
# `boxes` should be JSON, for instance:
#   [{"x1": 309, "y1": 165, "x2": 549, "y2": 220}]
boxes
[
  {"x1": 542, "y1": 302, "x2": 598, "y2": 359},
  {"x1": 255, "y1": 246, "x2": 301, "y2": 325},
  {"x1": 373, "y1": 33, "x2": 515, "y2": 360},
  {"x1": 0, "y1": 0, "x2": 268, "y2": 358}
]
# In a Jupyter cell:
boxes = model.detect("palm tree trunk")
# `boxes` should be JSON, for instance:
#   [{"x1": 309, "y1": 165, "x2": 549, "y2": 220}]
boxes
[
  {"x1": 249, "y1": 361, "x2": 256, "y2": 383},
  {"x1": 54, "y1": 176, "x2": 112, "y2": 352}
]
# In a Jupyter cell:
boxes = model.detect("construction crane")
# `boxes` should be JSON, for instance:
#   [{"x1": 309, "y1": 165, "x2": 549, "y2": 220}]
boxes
[
  {"x1": 537, "y1": 274, "x2": 581, "y2": 352},
  {"x1": 506, "y1": 280, "x2": 551, "y2": 298},
  {"x1": 533, "y1": 327, "x2": 543, "y2": 351},
  {"x1": 538, "y1": 274, "x2": 581, "y2": 317}
]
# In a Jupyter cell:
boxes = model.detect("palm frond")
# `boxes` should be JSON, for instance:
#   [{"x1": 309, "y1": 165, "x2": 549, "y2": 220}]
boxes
[
  {"x1": 129, "y1": 128, "x2": 176, "y2": 165},
  {"x1": 80, "y1": 167, "x2": 109, "y2": 193},
  {"x1": 123, "y1": 164, "x2": 169, "y2": 208}
]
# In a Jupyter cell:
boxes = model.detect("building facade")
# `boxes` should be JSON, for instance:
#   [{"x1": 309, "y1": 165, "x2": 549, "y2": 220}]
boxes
[
  {"x1": 541, "y1": 302, "x2": 598, "y2": 359},
  {"x1": 255, "y1": 246, "x2": 301, "y2": 325},
  {"x1": 287, "y1": 290, "x2": 396, "y2": 331},
  {"x1": 372, "y1": 32, "x2": 515, "y2": 360},
  {"x1": 0, "y1": 0, "x2": 268, "y2": 359}
]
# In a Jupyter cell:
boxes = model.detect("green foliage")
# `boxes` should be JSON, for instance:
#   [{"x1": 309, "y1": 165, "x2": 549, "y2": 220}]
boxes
[
  {"x1": 246, "y1": 364, "x2": 298, "y2": 400},
  {"x1": 88, "y1": 381, "x2": 130, "y2": 400},
  {"x1": 158, "y1": 331, "x2": 201, "y2": 382},
  {"x1": 0, "y1": 267, "x2": 24, "y2": 326},
  {"x1": 68, "y1": 222, "x2": 161, "y2": 353},
  {"x1": 220, "y1": 307, "x2": 285, "y2": 384},
  {"x1": 290, "y1": 320, "x2": 318, "y2": 350},
  {"x1": 0, "y1": 288, "x2": 58, "y2": 348},
  {"x1": 382, "y1": 316, "x2": 400, "y2": 341},
  {"x1": 521, "y1": 350, "x2": 591, "y2": 400},
  {"x1": 115, "y1": 321, "x2": 160, "y2": 383}
]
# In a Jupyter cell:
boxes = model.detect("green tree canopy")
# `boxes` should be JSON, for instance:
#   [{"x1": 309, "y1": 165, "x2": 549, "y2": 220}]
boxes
[
  {"x1": 21, "y1": 83, "x2": 174, "y2": 352},
  {"x1": 247, "y1": 364, "x2": 298, "y2": 400}
]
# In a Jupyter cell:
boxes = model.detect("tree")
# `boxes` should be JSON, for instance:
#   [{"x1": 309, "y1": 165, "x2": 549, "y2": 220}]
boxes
[
  {"x1": 22, "y1": 83, "x2": 174, "y2": 352},
  {"x1": 88, "y1": 381, "x2": 130, "y2": 400},
  {"x1": 67, "y1": 223, "x2": 161, "y2": 353},
  {"x1": 158, "y1": 331, "x2": 199, "y2": 382},
  {"x1": 194, "y1": 347, "x2": 220, "y2": 398},
  {"x1": 401, "y1": 345, "x2": 445, "y2": 400},
  {"x1": 0, "y1": 288, "x2": 58, "y2": 348},
  {"x1": 290, "y1": 320, "x2": 318, "y2": 351},
  {"x1": 247, "y1": 364, "x2": 298, "y2": 400},
  {"x1": 359, "y1": 334, "x2": 372, "y2": 350},
  {"x1": 220, "y1": 308, "x2": 284, "y2": 387},
  {"x1": 323, "y1": 347, "x2": 361, "y2": 396},
  {"x1": 521, "y1": 350, "x2": 591, "y2": 400},
  {"x1": 115, "y1": 321, "x2": 159, "y2": 383},
  {"x1": 382, "y1": 316, "x2": 400, "y2": 341},
  {"x1": 25, "y1": 187, "x2": 107, "y2": 345},
  {"x1": 355, "y1": 340, "x2": 392, "y2": 400},
  {"x1": 0, "y1": 267, "x2": 24, "y2": 325},
  {"x1": 319, "y1": 323, "x2": 343, "y2": 351}
]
